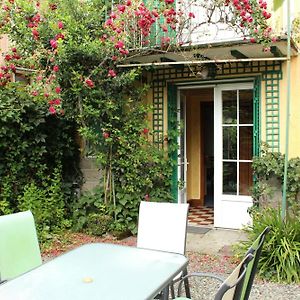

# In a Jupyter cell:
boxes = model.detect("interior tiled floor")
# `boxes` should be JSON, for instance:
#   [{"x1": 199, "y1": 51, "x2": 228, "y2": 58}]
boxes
[{"x1": 188, "y1": 206, "x2": 214, "y2": 227}]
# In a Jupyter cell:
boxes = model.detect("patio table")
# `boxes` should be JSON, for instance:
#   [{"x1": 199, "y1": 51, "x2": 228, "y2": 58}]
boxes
[{"x1": 0, "y1": 243, "x2": 188, "y2": 300}]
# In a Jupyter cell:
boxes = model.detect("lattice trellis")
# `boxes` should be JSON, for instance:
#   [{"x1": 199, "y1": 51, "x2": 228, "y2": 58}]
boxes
[
  {"x1": 152, "y1": 80, "x2": 165, "y2": 147},
  {"x1": 151, "y1": 61, "x2": 282, "y2": 151},
  {"x1": 262, "y1": 71, "x2": 282, "y2": 152}
]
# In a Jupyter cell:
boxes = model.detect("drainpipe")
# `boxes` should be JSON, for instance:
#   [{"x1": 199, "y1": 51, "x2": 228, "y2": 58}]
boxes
[{"x1": 282, "y1": 0, "x2": 291, "y2": 221}]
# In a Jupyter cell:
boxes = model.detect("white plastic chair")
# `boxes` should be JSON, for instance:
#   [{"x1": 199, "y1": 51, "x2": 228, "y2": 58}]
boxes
[{"x1": 137, "y1": 201, "x2": 190, "y2": 298}]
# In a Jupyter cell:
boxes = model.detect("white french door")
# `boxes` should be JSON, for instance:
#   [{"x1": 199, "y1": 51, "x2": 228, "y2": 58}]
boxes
[
  {"x1": 214, "y1": 83, "x2": 254, "y2": 229},
  {"x1": 177, "y1": 92, "x2": 187, "y2": 204}
]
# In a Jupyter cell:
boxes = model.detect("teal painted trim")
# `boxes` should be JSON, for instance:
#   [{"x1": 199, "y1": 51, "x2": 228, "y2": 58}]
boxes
[{"x1": 167, "y1": 83, "x2": 178, "y2": 202}]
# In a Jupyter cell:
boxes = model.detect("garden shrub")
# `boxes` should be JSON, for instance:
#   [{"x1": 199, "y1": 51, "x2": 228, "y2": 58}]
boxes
[
  {"x1": 18, "y1": 167, "x2": 71, "y2": 242},
  {"x1": 85, "y1": 213, "x2": 113, "y2": 236},
  {"x1": 235, "y1": 208, "x2": 300, "y2": 283}
]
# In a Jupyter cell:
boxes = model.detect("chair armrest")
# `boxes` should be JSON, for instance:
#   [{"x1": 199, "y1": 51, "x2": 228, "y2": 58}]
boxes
[{"x1": 177, "y1": 272, "x2": 225, "y2": 296}]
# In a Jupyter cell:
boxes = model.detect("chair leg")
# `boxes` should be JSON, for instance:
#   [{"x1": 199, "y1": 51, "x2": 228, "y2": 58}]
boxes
[
  {"x1": 170, "y1": 282, "x2": 176, "y2": 299},
  {"x1": 182, "y1": 268, "x2": 191, "y2": 298}
]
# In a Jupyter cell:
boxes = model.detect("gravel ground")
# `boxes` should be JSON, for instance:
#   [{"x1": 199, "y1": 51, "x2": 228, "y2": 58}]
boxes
[
  {"x1": 42, "y1": 233, "x2": 300, "y2": 299},
  {"x1": 183, "y1": 251, "x2": 300, "y2": 300}
]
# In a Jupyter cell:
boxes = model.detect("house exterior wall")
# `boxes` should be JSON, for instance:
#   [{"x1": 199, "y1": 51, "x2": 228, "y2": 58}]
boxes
[{"x1": 279, "y1": 56, "x2": 300, "y2": 157}]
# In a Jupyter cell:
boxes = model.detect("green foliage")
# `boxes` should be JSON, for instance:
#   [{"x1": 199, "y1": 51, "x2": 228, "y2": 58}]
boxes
[
  {"x1": 0, "y1": 0, "x2": 174, "y2": 238},
  {"x1": 85, "y1": 213, "x2": 113, "y2": 236},
  {"x1": 236, "y1": 208, "x2": 300, "y2": 283},
  {"x1": 72, "y1": 187, "x2": 108, "y2": 231},
  {"x1": 0, "y1": 83, "x2": 81, "y2": 216},
  {"x1": 18, "y1": 167, "x2": 71, "y2": 242},
  {"x1": 252, "y1": 143, "x2": 300, "y2": 206}
]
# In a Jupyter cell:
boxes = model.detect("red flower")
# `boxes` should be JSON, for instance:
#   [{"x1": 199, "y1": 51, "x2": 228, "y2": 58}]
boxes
[
  {"x1": 117, "y1": 4, "x2": 126, "y2": 13},
  {"x1": 9, "y1": 64, "x2": 16, "y2": 72},
  {"x1": 188, "y1": 12, "x2": 195, "y2": 18},
  {"x1": 53, "y1": 65, "x2": 59, "y2": 72},
  {"x1": 55, "y1": 87, "x2": 61, "y2": 94},
  {"x1": 4, "y1": 54, "x2": 12, "y2": 61},
  {"x1": 32, "y1": 29, "x2": 39, "y2": 39},
  {"x1": 49, "y1": 106, "x2": 56, "y2": 114},
  {"x1": 85, "y1": 78, "x2": 94, "y2": 88},
  {"x1": 126, "y1": 0, "x2": 131, "y2": 6},
  {"x1": 143, "y1": 128, "x2": 149, "y2": 134},
  {"x1": 165, "y1": 0, "x2": 174, "y2": 4},
  {"x1": 103, "y1": 132, "x2": 110, "y2": 139},
  {"x1": 50, "y1": 39, "x2": 58, "y2": 49},
  {"x1": 53, "y1": 98, "x2": 61, "y2": 105},
  {"x1": 250, "y1": 37, "x2": 256, "y2": 43},
  {"x1": 11, "y1": 47, "x2": 17, "y2": 53},
  {"x1": 115, "y1": 40, "x2": 125, "y2": 49},
  {"x1": 108, "y1": 69, "x2": 116, "y2": 78},
  {"x1": 57, "y1": 21, "x2": 64, "y2": 29},
  {"x1": 55, "y1": 33, "x2": 65, "y2": 40}
]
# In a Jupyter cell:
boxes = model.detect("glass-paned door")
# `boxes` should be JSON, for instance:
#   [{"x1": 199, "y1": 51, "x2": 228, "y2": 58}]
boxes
[{"x1": 214, "y1": 83, "x2": 254, "y2": 229}]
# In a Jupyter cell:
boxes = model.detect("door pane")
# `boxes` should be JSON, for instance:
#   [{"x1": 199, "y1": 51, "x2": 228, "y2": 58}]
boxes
[
  {"x1": 239, "y1": 90, "x2": 253, "y2": 124},
  {"x1": 222, "y1": 91, "x2": 237, "y2": 124},
  {"x1": 239, "y1": 127, "x2": 253, "y2": 160},
  {"x1": 223, "y1": 162, "x2": 237, "y2": 194},
  {"x1": 239, "y1": 162, "x2": 253, "y2": 195},
  {"x1": 223, "y1": 127, "x2": 237, "y2": 159}
]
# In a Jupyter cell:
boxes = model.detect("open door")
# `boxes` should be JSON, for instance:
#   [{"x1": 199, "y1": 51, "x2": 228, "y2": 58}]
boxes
[{"x1": 214, "y1": 83, "x2": 254, "y2": 229}]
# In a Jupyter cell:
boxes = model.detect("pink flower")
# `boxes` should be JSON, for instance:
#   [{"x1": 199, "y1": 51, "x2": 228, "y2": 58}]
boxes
[
  {"x1": 165, "y1": 0, "x2": 174, "y2": 4},
  {"x1": 32, "y1": 29, "x2": 39, "y2": 39},
  {"x1": 55, "y1": 87, "x2": 61, "y2": 94},
  {"x1": 108, "y1": 69, "x2": 117, "y2": 78},
  {"x1": 9, "y1": 64, "x2": 16, "y2": 72},
  {"x1": 115, "y1": 40, "x2": 125, "y2": 49},
  {"x1": 117, "y1": 4, "x2": 126, "y2": 13},
  {"x1": 32, "y1": 90, "x2": 38, "y2": 96},
  {"x1": 53, "y1": 65, "x2": 59, "y2": 72},
  {"x1": 85, "y1": 78, "x2": 94, "y2": 88},
  {"x1": 103, "y1": 132, "x2": 110, "y2": 139},
  {"x1": 49, "y1": 106, "x2": 56, "y2": 114},
  {"x1": 144, "y1": 194, "x2": 150, "y2": 201},
  {"x1": 12, "y1": 47, "x2": 17, "y2": 53},
  {"x1": 188, "y1": 12, "x2": 195, "y2": 18},
  {"x1": 57, "y1": 21, "x2": 64, "y2": 29},
  {"x1": 50, "y1": 39, "x2": 58, "y2": 49},
  {"x1": 53, "y1": 98, "x2": 61, "y2": 105}
]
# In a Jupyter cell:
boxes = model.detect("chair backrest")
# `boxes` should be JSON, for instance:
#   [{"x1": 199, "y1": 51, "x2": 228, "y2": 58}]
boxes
[
  {"x1": 137, "y1": 201, "x2": 189, "y2": 254},
  {"x1": 239, "y1": 226, "x2": 270, "y2": 300},
  {"x1": 0, "y1": 210, "x2": 42, "y2": 281},
  {"x1": 215, "y1": 253, "x2": 254, "y2": 300}
]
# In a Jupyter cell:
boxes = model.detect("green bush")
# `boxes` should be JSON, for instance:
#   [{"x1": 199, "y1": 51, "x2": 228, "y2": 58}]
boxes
[
  {"x1": 236, "y1": 208, "x2": 300, "y2": 283},
  {"x1": 18, "y1": 167, "x2": 70, "y2": 242},
  {"x1": 85, "y1": 213, "x2": 113, "y2": 236}
]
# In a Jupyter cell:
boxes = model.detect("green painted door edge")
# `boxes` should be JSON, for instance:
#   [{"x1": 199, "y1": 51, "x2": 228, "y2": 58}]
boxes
[
  {"x1": 253, "y1": 76, "x2": 261, "y2": 157},
  {"x1": 167, "y1": 83, "x2": 178, "y2": 202}
]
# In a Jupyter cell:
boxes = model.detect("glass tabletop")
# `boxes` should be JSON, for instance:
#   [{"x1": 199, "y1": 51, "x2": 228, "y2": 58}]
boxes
[{"x1": 0, "y1": 243, "x2": 188, "y2": 300}]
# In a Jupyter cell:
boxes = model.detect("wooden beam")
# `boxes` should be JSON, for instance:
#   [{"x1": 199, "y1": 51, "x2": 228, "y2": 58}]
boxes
[
  {"x1": 270, "y1": 46, "x2": 284, "y2": 57},
  {"x1": 230, "y1": 50, "x2": 248, "y2": 59}
]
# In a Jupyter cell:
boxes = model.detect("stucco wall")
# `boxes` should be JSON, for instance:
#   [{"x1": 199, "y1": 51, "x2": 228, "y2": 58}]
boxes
[{"x1": 279, "y1": 55, "x2": 300, "y2": 158}]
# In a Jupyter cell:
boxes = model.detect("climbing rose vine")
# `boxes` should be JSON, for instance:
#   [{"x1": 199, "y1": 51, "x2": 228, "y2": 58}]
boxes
[{"x1": 0, "y1": 0, "x2": 275, "y2": 113}]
